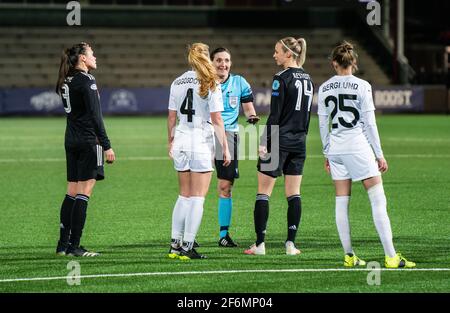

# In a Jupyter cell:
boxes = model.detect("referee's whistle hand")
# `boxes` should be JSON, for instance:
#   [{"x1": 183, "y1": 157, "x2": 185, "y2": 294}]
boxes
[{"x1": 105, "y1": 148, "x2": 115, "y2": 164}]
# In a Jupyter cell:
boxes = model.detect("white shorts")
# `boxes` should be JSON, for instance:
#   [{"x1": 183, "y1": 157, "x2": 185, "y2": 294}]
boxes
[
  {"x1": 171, "y1": 125, "x2": 215, "y2": 172},
  {"x1": 328, "y1": 150, "x2": 380, "y2": 181}
]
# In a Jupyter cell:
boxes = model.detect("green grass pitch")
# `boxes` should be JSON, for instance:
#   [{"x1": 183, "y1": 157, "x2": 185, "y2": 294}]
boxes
[{"x1": 0, "y1": 115, "x2": 449, "y2": 293}]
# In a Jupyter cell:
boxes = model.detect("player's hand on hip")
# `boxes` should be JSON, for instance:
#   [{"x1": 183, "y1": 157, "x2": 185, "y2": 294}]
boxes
[
  {"x1": 377, "y1": 157, "x2": 388, "y2": 173},
  {"x1": 324, "y1": 158, "x2": 330, "y2": 174},
  {"x1": 105, "y1": 148, "x2": 115, "y2": 164},
  {"x1": 223, "y1": 148, "x2": 231, "y2": 167}
]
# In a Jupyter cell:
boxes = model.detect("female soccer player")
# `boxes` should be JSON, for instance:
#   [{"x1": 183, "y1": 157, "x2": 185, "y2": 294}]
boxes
[
  {"x1": 167, "y1": 43, "x2": 231, "y2": 260},
  {"x1": 210, "y1": 47, "x2": 259, "y2": 248},
  {"x1": 317, "y1": 41, "x2": 415, "y2": 268},
  {"x1": 245, "y1": 37, "x2": 313, "y2": 256},
  {"x1": 55, "y1": 42, "x2": 115, "y2": 257}
]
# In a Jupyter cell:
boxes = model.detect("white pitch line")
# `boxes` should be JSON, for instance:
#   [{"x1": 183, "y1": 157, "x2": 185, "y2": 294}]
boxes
[
  {"x1": 1, "y1": 268, "x2": 450, "y2": 283},
  {"x1": 0, "y1": 154, "x2": 449, "y2": 163}
]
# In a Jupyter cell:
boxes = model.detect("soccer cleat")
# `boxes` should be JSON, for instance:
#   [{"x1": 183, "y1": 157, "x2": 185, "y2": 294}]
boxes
[
  {"x1": 244, "y1": 242, "x2": 265, "y2": 255},
  {"x1": 193, "y1": 240, "x2": 200, "y2": 248},
  {"x1": 66, "y1": 245, "x2": 100, "y2": 257},
  {"x1": 178, "y1": 248, "x2": 207, "y2": 260},
  {"x1": 385, "y1": 253, "x2": 416, "y2": 268},
  {"x1": 285, "y1": 241, "x2": 301, "y2": 255},
  {"x1": 168, "y1": 246, "x2": 182, "y2": 259},
  {"x1": 218, "y1": 233, "x2": 238, "y2": 247},
  {"x1": 56, "y1": 241, "x2": 69, "y2": 256},
  {"x1": 344, "y1": 253, "x2": 366, "y2": 267}
]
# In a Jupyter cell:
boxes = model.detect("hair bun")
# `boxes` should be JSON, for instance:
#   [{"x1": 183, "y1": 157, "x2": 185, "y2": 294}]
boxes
[{"x1": 342, "y1": 42, "x2": 353, "y2": 53}]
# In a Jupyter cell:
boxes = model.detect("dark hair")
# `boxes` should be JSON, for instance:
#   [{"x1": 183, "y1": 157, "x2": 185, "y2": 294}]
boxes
[
  {"x1": 331, "y1": 41, "x2": 358, "y2": 72},
  {"x1": 55, "y1": 42, "x2": 90, "y2": 94},
  {"x1": 210, "y1": 47, "x2": 231, "y2": 61}
]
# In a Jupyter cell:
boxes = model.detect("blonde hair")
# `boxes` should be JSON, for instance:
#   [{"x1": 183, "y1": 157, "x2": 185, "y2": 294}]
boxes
[
  {"x1": 279, "y1": 37, "x2": 307, "y2": 67},
  {"x1": 331, "y1": 40, "x2": 359, "y2": 73},
  {"x1": 187, "y1": 43, "x2": 217, "y2": 98}
]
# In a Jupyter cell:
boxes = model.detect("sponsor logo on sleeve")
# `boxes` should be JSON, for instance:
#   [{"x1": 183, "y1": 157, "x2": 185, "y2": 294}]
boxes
[{"x1": 272, "y1": 80, "x2": 280, "y2": 90}]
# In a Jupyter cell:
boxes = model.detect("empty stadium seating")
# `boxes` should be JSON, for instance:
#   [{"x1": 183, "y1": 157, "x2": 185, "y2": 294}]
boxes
[{"x1": 0, "y1": 27, "x2": 391, "y2": 88}]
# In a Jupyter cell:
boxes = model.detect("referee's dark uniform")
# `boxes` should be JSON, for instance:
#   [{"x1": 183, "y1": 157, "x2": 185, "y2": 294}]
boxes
[
  {"x1": 61, "y1": 70, "x2": 111, "y2": 182},
  {"x1": 258, "y1": 67, "x2": 314, "y2": 177}
]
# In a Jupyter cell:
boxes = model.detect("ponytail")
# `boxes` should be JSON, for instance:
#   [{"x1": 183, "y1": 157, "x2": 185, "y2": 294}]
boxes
[
  {"x1": 55, "y1": 49, "x2": 71, "y2": 94},
  {"x1": 188, "y1": 43, "x2": 217, "y2": 98},
  {"x1": 55, "y1": 42, "x2": 90, "y2": 94},
  {"x1": 297, "y1": 38, "x2": 307, "y2": 67}
]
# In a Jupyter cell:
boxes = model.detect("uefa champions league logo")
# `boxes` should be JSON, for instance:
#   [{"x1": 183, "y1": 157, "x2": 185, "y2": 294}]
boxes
[
  {"x1": 30, "y1": 91, "x2": 63, "y2": 112},
  {"x1": 108, "y1": 90, "x2": 138, "y2": 112}
]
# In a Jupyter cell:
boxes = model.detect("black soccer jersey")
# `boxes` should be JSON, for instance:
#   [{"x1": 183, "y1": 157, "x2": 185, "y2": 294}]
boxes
[
  {"x1": 261, "y1": 67, "x2": 314, "y2": 152},
  {"x1": 59, "y1": 70, "x2": 111, "y2": 150}
]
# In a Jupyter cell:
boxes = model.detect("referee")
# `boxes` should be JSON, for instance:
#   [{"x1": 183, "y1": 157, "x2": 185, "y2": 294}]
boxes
[
  {"x1": 55, "y1": 42, "x2": 115, "y2": 257},
  {"x1": 210, "y1": 47, "x2": 259, "y2": 247}
]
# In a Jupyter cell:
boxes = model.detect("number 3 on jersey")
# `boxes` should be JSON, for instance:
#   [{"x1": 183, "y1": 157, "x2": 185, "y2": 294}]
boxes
[
  {"x1": 61, "y1": 83, "x2": 72, "y2": 113},
  {"x1": 180, "y1": 88, "x2": 195, "y2": 122}
]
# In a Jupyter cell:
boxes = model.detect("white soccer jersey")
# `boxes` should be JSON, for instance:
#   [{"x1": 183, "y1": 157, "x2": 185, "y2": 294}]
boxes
[
  {"x1": 168, "y1": 70, "x2": 223, "y2": 128},
  {"x1": 317, "y1": 75, "x2": 375, "y2": 155}
]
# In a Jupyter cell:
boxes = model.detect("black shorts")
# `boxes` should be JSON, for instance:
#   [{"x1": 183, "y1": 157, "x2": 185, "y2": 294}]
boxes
[
  {"x1": 257, "y1": 150, "x2": 306, "y2": 178},
  {"x1": 215, "y1": 132, "x2": 239, "y2": 182},
  {"x1": 65, "y1": 144, "x2": 105, "y2": 182}
]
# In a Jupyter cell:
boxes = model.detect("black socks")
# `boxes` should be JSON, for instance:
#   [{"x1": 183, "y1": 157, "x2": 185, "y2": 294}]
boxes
[
  {"x1": 69, "y1": 194, "x2": 90, "y2": 248},
  {"x1": 59, "y1": 194, "x2": 75, "y2": 244},
  {"x1": 254, "y1": 194, "x2": 269, "y2": 246},
  {"x1": 287, "y1": 195, "x2": 301, "y2": 243}
]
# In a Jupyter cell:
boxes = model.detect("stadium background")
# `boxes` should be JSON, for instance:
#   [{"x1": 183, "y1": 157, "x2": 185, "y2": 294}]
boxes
[{"x1": 0, "y1": 0, "x2": 449, "y2": 297}]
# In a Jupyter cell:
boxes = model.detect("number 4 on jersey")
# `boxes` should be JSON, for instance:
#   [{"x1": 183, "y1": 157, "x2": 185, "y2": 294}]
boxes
[
  {"x1": 295, "y1": 80, "x2": 313, "y2": 111},
  {"x1": 180, "y1": 88, "x2": 195, "y2": 122}
]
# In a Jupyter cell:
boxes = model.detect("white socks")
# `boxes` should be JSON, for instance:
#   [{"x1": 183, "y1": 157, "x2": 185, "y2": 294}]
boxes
[
  {"x1": 183, "y1": 196, "x2": 205, "y2": 244},
  {"x1": 368, "y1": 183, "x2": 396, "y2": 258},
  {"x1": 171, "y1": 195, "x2": 190, "y2": 242},
  {"x1": 335, "y1": 196, "x2": 353, "y2": 255}
]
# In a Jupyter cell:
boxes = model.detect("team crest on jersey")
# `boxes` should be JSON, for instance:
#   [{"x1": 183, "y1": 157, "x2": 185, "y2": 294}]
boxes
[
  {"x1": 272, "y1": 80, "x2": 280, "y2": 90},
  {"x1": 229, "y1": 96, "x2": 239, "y2": 108},
  {"x1": 90, "y1": 84, "x2": 97, "y2": 90}
]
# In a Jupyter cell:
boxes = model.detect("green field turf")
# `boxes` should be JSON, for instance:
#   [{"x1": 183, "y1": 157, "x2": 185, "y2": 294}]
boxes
[{"x1": 0, "y1": 115, "x2": 449, "y2": 293}]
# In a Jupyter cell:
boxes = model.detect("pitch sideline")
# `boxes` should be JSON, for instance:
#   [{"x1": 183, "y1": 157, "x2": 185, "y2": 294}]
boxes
[{"x1": 1, "y1": 268, "x2": 450, "y2": 283}]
